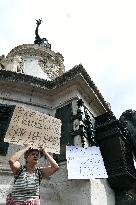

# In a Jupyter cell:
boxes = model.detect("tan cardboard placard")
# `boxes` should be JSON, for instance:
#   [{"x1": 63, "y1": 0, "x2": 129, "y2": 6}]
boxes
[{"x1": 4, "y1": 105, "x2": 62, "y2": 154}]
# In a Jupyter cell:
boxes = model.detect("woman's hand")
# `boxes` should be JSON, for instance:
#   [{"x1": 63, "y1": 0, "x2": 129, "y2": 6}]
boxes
[
  {"x1": 42, "y1": 148, "x2": 48, "y2": 155},
  {"x1": 39, "y1": 147, "x2": 48, "y2": 156},
  {"x1": 25, "y1": 143, "x2": 32, "y2": 150}
]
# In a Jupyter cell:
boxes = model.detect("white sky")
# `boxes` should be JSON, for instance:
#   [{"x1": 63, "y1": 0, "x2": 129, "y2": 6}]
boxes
[{"x1": 0, "y1": 0, "x2": 136, "y2": 118}]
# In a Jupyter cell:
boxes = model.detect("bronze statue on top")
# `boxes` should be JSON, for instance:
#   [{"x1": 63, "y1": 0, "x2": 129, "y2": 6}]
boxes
[{"x1": 34, "y1": 19, "x2": 51, "y2": 49}]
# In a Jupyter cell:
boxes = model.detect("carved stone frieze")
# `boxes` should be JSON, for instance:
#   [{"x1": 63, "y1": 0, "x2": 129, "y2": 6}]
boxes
[
  {"x1": 0, "y1": 64, "x2": 111, "y2": 113},
  {"x1": 0, "y1": 55, "x2": 24, "y2": 73},
  {"x1": 38, "y1": 57, "x2": 63, "y2": 80},
  {"x1": 6, "y1": 44, "x2": 65, "y2": 79},
  {"x1": 13, "y1": 56, "x2": 24, "y2": 73}
]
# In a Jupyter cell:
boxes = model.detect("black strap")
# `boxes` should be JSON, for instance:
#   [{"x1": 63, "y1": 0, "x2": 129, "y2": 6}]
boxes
[{"x1": 14, "y1": 166, "x2": 24, "y2": 184}]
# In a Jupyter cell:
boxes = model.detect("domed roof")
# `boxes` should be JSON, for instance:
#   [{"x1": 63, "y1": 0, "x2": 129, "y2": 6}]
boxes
[{"x1": 1, "y1": 44, "x2": 65, "y2": 80}]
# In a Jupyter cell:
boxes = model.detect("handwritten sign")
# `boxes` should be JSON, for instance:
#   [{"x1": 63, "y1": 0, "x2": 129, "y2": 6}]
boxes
[
  {"x1": 66, "y1": 146, "x2": 108, "y2": 179},
  {"x1": 4, "y1": 105, "x2": 62, "y2": 154}
]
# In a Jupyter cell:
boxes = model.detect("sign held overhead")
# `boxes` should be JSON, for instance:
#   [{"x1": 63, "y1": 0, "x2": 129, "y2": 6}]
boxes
[{"x1": 4, "y1": 105, "x2": 62, "y2": 154}]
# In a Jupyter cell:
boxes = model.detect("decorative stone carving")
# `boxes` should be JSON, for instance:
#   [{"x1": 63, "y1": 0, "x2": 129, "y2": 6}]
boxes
[
  {"x1": 72, "y1": 99, "x2": 96, "y2": 147},
  {"x1": 5, "y1": 44, "x2": 65, "y2": 80},
  {"x1": 0, "y1": 55, "x2": 5, "y2": 70},
  {"x1": 73, "y1": 119, "x2": 80, "y2": 131},
  {"x1": 38, "y1": 58, "x2": 63, "y2": 80},
  {"x1": 13, "y1": 56, "x2": 24, "y2": 73},
  {"x1": 0, "y1": 55, "x2": 24, "y2": 73}
]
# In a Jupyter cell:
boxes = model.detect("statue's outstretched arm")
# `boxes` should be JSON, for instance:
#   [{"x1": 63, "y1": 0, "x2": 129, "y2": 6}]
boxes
[{"x1": 35, "y1": 19, "x2": 42, "y2": 40}]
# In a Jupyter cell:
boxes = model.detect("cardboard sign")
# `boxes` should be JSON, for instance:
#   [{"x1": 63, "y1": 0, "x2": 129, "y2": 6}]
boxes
[{"x1": 4, "y1": 105, "x2": 62, "y2": 154}]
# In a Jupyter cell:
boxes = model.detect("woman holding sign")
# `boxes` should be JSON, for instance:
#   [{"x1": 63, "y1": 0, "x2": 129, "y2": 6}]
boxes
[{"x1": 6, "y1": 144, "x2": 59, "y2": 205}]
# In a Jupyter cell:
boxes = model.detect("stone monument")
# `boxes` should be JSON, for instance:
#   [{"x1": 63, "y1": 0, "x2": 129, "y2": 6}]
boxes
[{"x1": 0, "y1": 20, "x2": 124, "y2": 205}]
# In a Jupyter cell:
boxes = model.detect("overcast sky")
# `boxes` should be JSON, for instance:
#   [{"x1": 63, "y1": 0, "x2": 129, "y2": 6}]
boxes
[{"x1": 0, "y1": 0, "x2": 136, "y2": 118}]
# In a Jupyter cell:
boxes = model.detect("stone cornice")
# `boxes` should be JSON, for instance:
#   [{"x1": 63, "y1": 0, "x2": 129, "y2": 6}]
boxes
[{"x1": 0, "y1": 64, "x2": 111, "y2": 112}]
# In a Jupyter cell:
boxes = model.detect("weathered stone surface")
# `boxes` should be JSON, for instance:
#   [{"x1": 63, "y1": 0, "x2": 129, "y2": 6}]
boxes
[{"x1": 0, "y1": 44, "x2": 65, "y2": 80}]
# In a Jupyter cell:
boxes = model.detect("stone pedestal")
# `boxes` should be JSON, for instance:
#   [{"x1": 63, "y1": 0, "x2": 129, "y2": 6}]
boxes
[{"x1": 40, "y1": 163, "x2": 115, "y2": 205}]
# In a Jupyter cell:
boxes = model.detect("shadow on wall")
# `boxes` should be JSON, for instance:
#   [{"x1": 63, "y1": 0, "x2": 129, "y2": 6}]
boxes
[
  {"x1": 103, "y1": 179, "x2": 115, "y2": 205},
  {"x1": 40, "y1": 183, "x2": 63, "y2": 205}
]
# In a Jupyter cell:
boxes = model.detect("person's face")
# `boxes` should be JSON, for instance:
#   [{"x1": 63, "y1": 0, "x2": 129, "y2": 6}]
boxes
[{"x1": 26, "y1": 151, "x2": 39, "y2": 165}]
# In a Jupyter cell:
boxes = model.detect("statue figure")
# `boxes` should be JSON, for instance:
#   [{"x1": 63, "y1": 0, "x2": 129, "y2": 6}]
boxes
[
  {"x1": 34, "y1": 19, "x2": 51, "y2": 49},
  {"x1": 119, "y1": 109, "x2": 136, "y2": 157},
  {"x1": 0, "y1": 55, "x2": 5, "y2": 70},
  {"x1": 115, "y1": 109, "x2": 136, "y2": 204}
]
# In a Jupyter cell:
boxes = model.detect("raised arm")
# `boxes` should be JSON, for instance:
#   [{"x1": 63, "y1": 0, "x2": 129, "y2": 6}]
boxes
[
  {"x1": 9, "y1": 144, "x2": 31, "y2": 175},
  {"x1": 34, "y1": 19, "x2": 42, "y2": 44},
  {"x1": 35, "y1": 20, "x2": 41, "y2": 39},
  {"x1": 40, "y1": 148, "x2": 59, "y2": 178}
]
